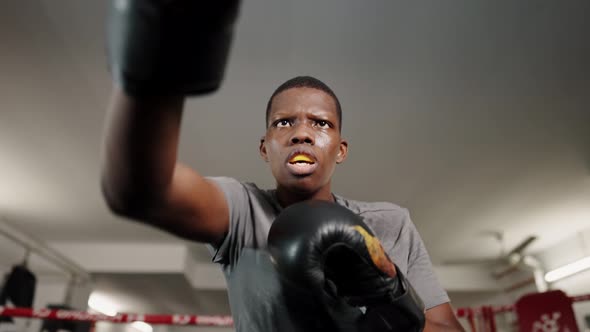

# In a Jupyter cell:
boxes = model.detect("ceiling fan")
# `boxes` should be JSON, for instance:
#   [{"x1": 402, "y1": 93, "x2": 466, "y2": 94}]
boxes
[{"x1": 443, "y1": 231, "x2": 538, "y2": 279}]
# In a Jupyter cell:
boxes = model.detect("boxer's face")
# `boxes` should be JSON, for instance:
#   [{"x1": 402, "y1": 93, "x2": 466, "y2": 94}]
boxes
[{"x1": 260, "y1": 87, "x2": 348, "y2": 195}]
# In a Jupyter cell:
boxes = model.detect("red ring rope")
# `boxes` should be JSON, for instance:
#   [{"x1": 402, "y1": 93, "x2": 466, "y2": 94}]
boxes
[
  {"x1": 0, "y1": 307, "x2": 233, "y2": 327},
  {"x1": 1, "y1": 293, "x2": 588, "y2": 327}
]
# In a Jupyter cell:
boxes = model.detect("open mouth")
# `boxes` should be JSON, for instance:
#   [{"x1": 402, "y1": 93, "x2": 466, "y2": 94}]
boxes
[
  {"x1": 286, "y1": 153, "x2": 318, "y2": 175},
  {"x1": 289, "y1": 154, "x2": 315, "y2": 164}
]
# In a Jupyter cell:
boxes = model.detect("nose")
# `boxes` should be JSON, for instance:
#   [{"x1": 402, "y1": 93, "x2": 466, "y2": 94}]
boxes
[{"x1": 290, "y1": 123, "x2": 314, "y2": 145}]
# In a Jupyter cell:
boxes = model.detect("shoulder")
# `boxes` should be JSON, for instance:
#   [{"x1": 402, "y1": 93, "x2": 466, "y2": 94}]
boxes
[
  {"x1": 335, "y1": 194, "x2": 411, "y2": 228},
  {"x1": 335, "y1": 194, "x2": 416, "y2": 247},
  {"x1": 206, "y1": 176, "x2": 280, "y2": 213},
  {"x1": 207, "y1": 176, "x2": 270, "y2": 197}
]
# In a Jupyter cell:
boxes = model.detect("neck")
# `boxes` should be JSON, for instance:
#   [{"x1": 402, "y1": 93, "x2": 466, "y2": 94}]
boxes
[{"x1": 275, "y1": 184, "x2": 334, "y2": 208}]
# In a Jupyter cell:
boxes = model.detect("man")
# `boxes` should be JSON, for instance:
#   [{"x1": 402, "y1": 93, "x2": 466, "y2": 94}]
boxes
[{"x1": 101, "y1": 1, "x2": 464, "y2": 331}]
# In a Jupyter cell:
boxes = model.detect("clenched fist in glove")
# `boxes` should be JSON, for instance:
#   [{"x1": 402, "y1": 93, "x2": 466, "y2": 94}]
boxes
[
  {"x1": 267, "y1": 200, "x2": 426, "y2": 332},
  {"x1": 107, "y1": 0, "x2": 241, "y2": 96}
]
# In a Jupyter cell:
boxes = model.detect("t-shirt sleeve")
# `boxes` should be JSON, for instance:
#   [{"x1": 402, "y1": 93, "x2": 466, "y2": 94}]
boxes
[
  {"x1": 402, "y1": 210, "x2": 450, "y2": 310},
  {"x1": 205, "y1": 176, "x2": 252, "y2": 266}
]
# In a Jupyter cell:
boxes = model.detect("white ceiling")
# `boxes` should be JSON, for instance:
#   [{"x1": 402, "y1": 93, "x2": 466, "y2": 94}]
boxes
[{"x1": 0, "y1": 0, "x2": 589, "y2": 271}]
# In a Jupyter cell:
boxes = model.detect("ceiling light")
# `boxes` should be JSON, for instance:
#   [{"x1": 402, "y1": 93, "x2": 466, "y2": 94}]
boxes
[
  {"x1": 131, "y1": 321, "x2": 153, "y2": 332},
  {"x1": 544, "y1": 256, "x2": 590, "y2": 283},
  {"x1": 87, "y1": 293, "x2": 118, "y2": 316}
]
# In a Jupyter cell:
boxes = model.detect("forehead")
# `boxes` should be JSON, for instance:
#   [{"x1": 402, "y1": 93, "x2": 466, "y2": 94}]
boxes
[{"x1": 269, "y1": 87, "x2": 338, "y2": 118}]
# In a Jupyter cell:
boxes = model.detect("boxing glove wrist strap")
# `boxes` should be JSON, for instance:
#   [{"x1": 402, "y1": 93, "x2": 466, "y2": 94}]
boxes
[{"x1": 359, "y1": 268, "x2": 426, "y2": 332}]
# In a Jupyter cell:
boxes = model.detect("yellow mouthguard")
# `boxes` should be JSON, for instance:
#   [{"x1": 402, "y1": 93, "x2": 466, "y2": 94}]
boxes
[{"x1": 290, "y1": 155, "x2": 314, "y2": 163}]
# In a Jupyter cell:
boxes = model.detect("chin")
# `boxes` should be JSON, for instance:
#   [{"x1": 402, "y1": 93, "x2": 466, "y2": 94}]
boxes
[{"x1": 279, "y1": 175, "x2": 325, "y2": 195}]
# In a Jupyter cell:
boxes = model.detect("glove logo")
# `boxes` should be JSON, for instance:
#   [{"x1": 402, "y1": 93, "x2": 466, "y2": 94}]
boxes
[{"x1": 352, "y1": 226, "x2": 397, "y2": 278}]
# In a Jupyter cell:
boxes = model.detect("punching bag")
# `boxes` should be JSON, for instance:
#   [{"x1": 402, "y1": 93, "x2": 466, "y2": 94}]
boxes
[
  {"x1": 0, "y1": 264, "x2": 36, "y2": 323},
  {"x1": 0, "y1": 264, "x2": 37, "y2": 306}
]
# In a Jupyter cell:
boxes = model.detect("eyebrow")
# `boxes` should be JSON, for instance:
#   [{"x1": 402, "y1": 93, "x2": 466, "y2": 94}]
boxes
[{"x1": 271, "y1": 107, "x2": 335, "y2": 118}]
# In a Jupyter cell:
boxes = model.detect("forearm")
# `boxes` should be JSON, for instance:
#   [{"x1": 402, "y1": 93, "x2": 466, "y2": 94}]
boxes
[{"x1": 101, "y1": 87, "x2": 185, "y2": 208}]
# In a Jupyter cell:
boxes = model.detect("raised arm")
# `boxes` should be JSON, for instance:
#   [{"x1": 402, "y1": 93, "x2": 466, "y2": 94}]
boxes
[{"x1": 100, "y1": 0, "x2": 241, "y2": 244}]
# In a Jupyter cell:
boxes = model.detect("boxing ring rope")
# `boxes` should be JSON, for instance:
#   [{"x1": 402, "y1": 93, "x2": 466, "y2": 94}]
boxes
[
  {"x1": 0, "y1": 307, "x2": 233, "y2": 327},
  {"x1": 1, "y1": 293, "x2": 589, "y2": 328},
  {"x1": 455, "y1": 293, "x2": 590, "y2": 317}
]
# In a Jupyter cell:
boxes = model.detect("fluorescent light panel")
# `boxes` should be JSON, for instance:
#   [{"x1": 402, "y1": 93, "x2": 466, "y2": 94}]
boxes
[
  {"x1": 544, "y1": 256, "x2": 590, "y2": 283},
  {"x1": 131, "y1": 321, "x2": 153, "y2": 332},
  {"x1": 87, "y1": 293, "x2": 118, "y2": 316}
]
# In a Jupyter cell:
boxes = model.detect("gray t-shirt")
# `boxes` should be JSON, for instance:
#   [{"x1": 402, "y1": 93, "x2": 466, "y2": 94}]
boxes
[{"x1": 207, "y1": 177, "x2": 449, "y2": 332}]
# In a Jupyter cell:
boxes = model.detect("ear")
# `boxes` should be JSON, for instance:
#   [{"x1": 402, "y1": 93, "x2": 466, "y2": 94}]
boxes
[
  {"x1": 259, "y1": 136, "x2": 269, "y2": 162},
  {"x1": 336, "y1": 139, "x2": 348, "y2": 164}
]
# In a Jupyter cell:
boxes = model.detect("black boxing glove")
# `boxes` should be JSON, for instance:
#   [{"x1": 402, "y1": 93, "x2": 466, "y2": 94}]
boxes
[
  {"x1": 107, "y1": 0, "x2": 240, "y2": 96},
  {"x1": 267, "y1": 200, "x2": 426, "y2": 332}
]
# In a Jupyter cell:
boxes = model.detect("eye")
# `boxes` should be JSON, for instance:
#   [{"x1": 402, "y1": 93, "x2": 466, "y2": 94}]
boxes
[
  {"x1": 316, "y1": 120, "x2": 331, "y2": 128},
  {"x1": 275, "y1": 119, "x2": 292, "y2": 128}
]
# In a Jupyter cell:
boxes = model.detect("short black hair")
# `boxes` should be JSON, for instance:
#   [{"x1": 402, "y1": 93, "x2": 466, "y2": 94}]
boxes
[{"x1": 265, "y1": 76, "x2": 342, "y2": 131}]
